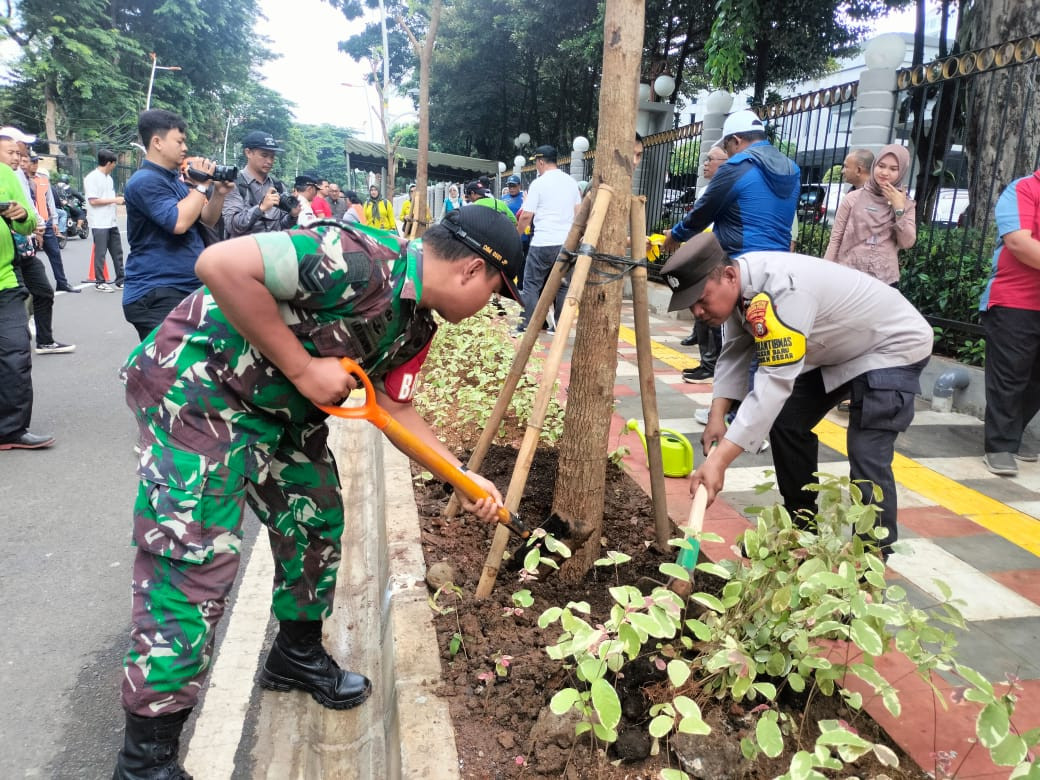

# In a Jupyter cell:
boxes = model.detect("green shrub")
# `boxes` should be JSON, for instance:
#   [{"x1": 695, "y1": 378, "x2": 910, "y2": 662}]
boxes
[{"x1": 413, "y1": 305, "x2": 566, "y2": 445}]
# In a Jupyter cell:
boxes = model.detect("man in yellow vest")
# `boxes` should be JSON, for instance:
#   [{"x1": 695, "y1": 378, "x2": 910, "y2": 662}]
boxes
[{"x1": 364, "y1": 184, "x2": 396, "y2": 233}]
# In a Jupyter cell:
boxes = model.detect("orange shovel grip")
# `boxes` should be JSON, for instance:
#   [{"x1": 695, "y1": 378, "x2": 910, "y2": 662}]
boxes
[{"x1": 318, "y1": 358, "x2": 528, "y2": 538}]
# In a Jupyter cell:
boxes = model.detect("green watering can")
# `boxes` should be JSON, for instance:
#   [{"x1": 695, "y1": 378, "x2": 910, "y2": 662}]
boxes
[{"x1": 624, "y1": 419, "x2": 694, "y2": 478}]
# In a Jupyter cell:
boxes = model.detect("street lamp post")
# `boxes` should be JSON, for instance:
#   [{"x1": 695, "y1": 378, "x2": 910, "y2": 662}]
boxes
[{"x1": 145, "y1": 53, "x2": 181, "y2": 111}]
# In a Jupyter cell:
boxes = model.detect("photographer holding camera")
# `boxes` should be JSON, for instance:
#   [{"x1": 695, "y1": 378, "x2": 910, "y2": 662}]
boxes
[
  {"x1": 122, "y1": 109, "x2": 233, "y2": 340},
  {"x1": 222, "y1": 130, "x2": 300, "y2": 238}
]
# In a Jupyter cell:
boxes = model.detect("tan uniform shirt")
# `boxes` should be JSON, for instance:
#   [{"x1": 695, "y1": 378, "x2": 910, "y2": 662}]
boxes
[{"x1": 714, "y1": 252, "x2": 933, "y2": 453}]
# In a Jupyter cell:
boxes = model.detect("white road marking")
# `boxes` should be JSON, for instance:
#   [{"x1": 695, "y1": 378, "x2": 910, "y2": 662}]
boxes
[
  {"x1": 887, "y1": 538, "x2": 1040, "y2": 621},
  {"x1": 183, "y1": 532, "x2": 274, "y2": 779}
]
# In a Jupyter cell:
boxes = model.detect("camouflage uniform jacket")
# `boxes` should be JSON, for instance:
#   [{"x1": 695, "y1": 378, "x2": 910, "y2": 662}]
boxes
[{"x1": 124, "y1": 223, "x2": 437, "y2": 478}]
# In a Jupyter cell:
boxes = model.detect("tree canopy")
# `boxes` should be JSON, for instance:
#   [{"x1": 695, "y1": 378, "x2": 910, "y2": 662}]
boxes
[
  {"x1": 0, "y1": 0, "x2": 356, "y2": 184},
  {"x1": 331, "y1": 0, "x2": 907, "y2": 161}
]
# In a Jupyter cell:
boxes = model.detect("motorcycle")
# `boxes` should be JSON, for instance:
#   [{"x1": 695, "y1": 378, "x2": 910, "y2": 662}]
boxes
[{"x1": 55, "y1": 185, "x2": 88, "y2": 249}]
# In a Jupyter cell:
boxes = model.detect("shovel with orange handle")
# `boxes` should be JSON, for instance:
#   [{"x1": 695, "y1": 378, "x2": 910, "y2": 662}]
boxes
[{"x1": 317, "y1": 357, "x2": 529, "y2": 539}]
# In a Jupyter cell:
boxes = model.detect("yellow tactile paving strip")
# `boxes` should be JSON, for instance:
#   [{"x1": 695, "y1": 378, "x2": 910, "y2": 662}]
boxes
[{"x1": 618, "y1": 325, "x2": 1040, "y2": 558}]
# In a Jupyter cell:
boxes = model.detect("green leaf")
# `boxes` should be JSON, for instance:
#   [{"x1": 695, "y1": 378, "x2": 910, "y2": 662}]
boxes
[
  {"x1": 756, "y1": 712, "x2": 784, "y2": 758},
  {"x1": 695, "y1": 562, "x2": 731, "y2": 579},
  {"x1": 849, "y1": 618, "x2": 884, "y2": 656},
  {"x1": 872, "y1": 743, "x2": 899, "y2": 768},
  {"x1": 991, "y1": 733, "x2": 1029, "y2": 766},
  {"x1": 678, "y1": 713, "x2": 712, "y2": 735},
  {"x1": 978, "y1": 701, "x2": 1012, "y2": 749},
  {"x1": 549, "y1": 688, "x2": 581, "y2": 715},
  {"x1": 673, "y1": 695, "x2": 701, "y2": 721},
  {"x1": 660, "y1": 562, "x2": 692, "y2": 581},
  {"x1": 660, "y1": 769, "x2": 691, "y2": 780},
  {"x1": 753, "y1": 682, "x2": 777, "y2": 700},
  {"x1": 667, "y1": 659, "x2": 691, "y2": 688},
  {"x1": 789, "y1": 750, "x2": 815, "y2": 779},
  {"x1": 523, "y1": 547, "x2": 541, "y2": 572},
  {"x1": 629, "y1": 612, "x2": 670, "y2": 639},
  {"x1": 771, "y1": 585, "x2": 792, "y2": 612},
  {"x1": 690, "y1": 592, "x2": 725, "y2": 613},
  {"x1": 684, "y1": 618, "x2": 711, "y2": 641},
  {"x1": 590, "y1": 678, "x2": 621, "y2": 731},
  {"x1": 649, "y1": 713, "x2": 675, "y2": 738},
  {"x1": 538, "y1": 607, "x2": 562, "y2": 628},
  {"x1": 1010, "y1": 760, "x2": 1040, "y2": 779}
]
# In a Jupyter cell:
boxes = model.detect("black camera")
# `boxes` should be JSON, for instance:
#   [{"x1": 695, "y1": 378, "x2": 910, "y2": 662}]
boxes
[
  {"x1": 277, "y1": 193, "x2": 299, "y2": 212},
  {"x1": 181, "y1": 160, "x2": 238, "y2": 183}
]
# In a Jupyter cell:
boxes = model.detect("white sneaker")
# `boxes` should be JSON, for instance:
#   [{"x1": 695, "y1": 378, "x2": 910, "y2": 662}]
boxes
[
  {"x1": 95, "y1": 283, "x2": 115, "y2": 293},
  {"x1": 694, "y1": 408, "x2": 710, "y2": 425}
]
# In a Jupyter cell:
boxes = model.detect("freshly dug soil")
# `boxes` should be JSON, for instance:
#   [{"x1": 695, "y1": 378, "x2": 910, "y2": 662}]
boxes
[{"x1": 414, "y1": 445, "x2": 930, "y2": 780}]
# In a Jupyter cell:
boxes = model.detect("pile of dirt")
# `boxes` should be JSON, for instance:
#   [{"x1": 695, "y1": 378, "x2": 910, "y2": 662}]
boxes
[{"x1": 414, "y1": 445, "x2": 928, "y2": 780}]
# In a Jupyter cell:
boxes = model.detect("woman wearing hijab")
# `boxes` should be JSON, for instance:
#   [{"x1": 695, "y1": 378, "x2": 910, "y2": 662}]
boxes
[
  {"x1": 824, "y1": 143, "x2": 916, "y2": 287},
  {"x1": 442, "y1": 183, "x2": 462, "y2": 215}
]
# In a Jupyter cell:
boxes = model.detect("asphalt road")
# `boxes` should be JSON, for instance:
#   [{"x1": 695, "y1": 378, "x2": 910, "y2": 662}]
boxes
[{"x1": 0, "y1": 234, "x2": 140, "y2": 777}]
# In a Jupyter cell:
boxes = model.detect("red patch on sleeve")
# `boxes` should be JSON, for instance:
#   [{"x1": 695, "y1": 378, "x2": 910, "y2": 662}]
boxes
[{"x1": 382, "y1": 341, "x2": 433, "y2": 402}]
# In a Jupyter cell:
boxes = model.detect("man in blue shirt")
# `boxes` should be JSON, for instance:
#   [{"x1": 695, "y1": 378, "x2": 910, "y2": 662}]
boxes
[
  {"x1": 663, "y1": 110, "x2": 799, "y2": 257},
  {"x1": 123, "y1": 109, "x2": 233, "y2": 340}
]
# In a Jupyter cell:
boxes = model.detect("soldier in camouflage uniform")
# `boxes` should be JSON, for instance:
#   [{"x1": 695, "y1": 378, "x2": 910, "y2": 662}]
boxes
[{"x1": 113, "y1": 206, "x2": 521, "y2": 780}]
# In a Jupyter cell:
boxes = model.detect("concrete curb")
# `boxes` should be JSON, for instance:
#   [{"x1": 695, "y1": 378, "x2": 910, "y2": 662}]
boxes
[{"x1": 251, "y1": 419, "x2": 459, "y2": 778}]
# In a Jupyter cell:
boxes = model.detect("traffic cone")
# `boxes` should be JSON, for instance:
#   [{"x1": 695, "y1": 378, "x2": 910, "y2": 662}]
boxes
[{"x1": 83, "y1": 245, "x2": 110, "y2": 283}]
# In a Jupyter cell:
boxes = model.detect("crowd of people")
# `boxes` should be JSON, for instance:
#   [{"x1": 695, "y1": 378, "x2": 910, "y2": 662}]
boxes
[{"x1": 0, "y1": 105, "x2": 1037, "y2": 780}]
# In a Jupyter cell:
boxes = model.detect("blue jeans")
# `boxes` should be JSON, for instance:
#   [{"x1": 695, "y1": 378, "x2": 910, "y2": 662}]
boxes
[{"x1": 40, "y1": 226, "x2": 71, "y2": 289}]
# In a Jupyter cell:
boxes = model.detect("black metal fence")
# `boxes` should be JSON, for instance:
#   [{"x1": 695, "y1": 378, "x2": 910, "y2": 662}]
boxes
[{"x1": 892, "y1": 35, "x2": 1040, "y2": 354}]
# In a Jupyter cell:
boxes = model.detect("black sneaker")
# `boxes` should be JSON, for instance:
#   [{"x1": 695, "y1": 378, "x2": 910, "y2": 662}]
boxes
[
  {"x1": 682, "y1": 366, "x2": 715, "y2": 383},
  {"x1": 680, "y1": 333, "x2": 697, "y2": 346},
  {"x1": 35, "y1": 342, "x2": 76, "y2": 355}
]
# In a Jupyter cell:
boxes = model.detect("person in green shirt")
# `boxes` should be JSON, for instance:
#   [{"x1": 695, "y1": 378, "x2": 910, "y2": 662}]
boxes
[{"x1": 0, "y1": 130, "x2": 48, "y2": 450}]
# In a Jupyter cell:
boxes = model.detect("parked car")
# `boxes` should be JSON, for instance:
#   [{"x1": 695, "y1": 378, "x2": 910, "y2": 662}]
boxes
[
  {"x1": 797, "y1": 183, "x2": 846, "y2": 226},
  {"x1": 927, "y1": 188, "x2": 970, "y2": 226}
]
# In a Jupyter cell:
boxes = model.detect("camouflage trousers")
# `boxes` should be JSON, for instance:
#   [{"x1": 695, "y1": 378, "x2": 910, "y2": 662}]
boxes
[{"x1": 121, "y1": 426, "x2": 344, "y2": 716}]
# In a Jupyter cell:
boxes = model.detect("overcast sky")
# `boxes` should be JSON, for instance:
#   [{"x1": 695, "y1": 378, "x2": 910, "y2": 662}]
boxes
[{"x1": 256, "y1": 0, "x2": 414, "y2": 141}]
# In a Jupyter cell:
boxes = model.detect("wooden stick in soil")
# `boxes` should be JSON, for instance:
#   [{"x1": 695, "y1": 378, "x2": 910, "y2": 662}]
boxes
[
  {"x1": 628, "y1": 195, "x2": 671, "y2": 550},
  {"x1": 442, "y1": 190, "x2": 596, "y2": 521},
  {"x1": 474, "y1": 183, "x2": 616, "y2": 598}
]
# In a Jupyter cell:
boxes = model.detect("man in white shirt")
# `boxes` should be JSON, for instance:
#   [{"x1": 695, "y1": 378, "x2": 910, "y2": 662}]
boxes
[
  {"x1": 515, "y1": 145, "x2": 581, "y2": 333},
  {"x1": 83, "y1": 149, "x2": 126, "y2": 292}
]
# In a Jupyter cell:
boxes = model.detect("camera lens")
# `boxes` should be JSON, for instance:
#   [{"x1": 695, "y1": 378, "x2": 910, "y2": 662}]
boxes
[
  {"x1": 277, "y1": 193, "x2": 299, "y2": 212},
  {"x1": 210, "y1": 164, "x2": 238, "y2": 183}
]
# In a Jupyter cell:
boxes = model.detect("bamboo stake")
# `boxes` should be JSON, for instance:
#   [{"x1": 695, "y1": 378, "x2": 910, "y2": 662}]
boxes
[
  {"x1": 474, "y1": 184, "x2": 615, "y2": 598},
  {"x1": 628, "y1": 196, "x2": 671, "y2": 549},
  {"x1": 442, "y1": 190, "x2": 596, "y2": 520}
]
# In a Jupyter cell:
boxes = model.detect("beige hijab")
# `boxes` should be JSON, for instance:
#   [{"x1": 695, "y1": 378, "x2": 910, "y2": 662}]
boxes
[{"x1": 857, "y1": 143, "x2": 912, "y2": 231}]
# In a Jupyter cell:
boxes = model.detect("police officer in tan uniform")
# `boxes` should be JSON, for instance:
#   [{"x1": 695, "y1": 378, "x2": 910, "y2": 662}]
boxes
[{"x1": 662, "y1": 232, "x2": 932, "y2": 556}]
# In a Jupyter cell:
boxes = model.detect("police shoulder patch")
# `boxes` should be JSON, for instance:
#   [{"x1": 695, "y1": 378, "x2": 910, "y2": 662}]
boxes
[{"x1": 745, "y1": 292, "x2": 806, "y2": 366}]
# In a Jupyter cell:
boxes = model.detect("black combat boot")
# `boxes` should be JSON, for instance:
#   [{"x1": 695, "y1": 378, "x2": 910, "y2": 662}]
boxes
[
  {"x1": 112, "y1": 709, "x2": 193, "y2": 780},
  {"x1": 258, "y1": 620, "x2": 372, "y2": 710}
]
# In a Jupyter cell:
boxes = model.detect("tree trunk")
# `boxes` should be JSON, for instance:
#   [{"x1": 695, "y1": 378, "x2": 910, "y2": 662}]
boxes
[
  {"x1": 43, "y1": 85, "x2": 60, "y2": 156},
  {"x1": 558, "y1": 0, "x2": 644, "y2": 583},
  {"x1": 398, "y1": 1, "x2": 442, "y2": 238},
  {"x1": 958, "y1": 0, "x2": 1040, "y2": 230}
]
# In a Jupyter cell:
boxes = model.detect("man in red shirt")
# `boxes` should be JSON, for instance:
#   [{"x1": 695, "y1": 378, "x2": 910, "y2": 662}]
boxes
[
  {"x1": 311, "y1": 178, "x2": 332, "y2": 218},
  {"x1": 979, "y1": 168, "x2": 1040, "y2": 476}
]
